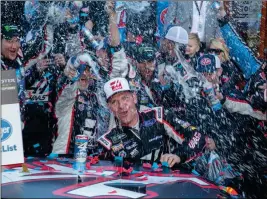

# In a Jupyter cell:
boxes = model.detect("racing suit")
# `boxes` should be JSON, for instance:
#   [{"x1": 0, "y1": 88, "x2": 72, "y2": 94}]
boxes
[
  {"x1": 52, "y1": 76, "x2": 99, "y2": 154},
  {"x1": 98, "y1": 108, "x2": 206, "y2": 163},
  {"x1": 22, "y1": 23, "x2": 67, "y2": 156}
]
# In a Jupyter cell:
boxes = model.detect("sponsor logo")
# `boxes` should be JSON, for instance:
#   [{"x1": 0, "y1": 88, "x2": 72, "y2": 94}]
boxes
[
  {"x1": 110, "y1": 80, "x2": 122, "y2": 91},
  {"x1": 149, "y1": 135, "x2": 163, "y2": 143},
  {"x1": 1, "y1": 119, "x2": 13, "y2": 142},
  {"x1": 27, "y1": 93, "x2": 48, "y2": 101},
  {"x1": 143, "y1": 119, "x2": 156, "y2": 127},
  {"x1": 118, "y1": 150, "x2": 127, "y2": 157},
  {"x1": 1, "y1": 78, "x2": 16, "y2": 84},
  {"x1": 200, "y1": 58, "x2": 211, "y2": 66},
  {"x1": 98, "y1": 137, "x2": 110, "y2": 148},
  {"x1": 130, "y1": 148, "x2": 139, "y2": 158},
  {"x1": 110, "y1": 133, "x2": 127, "y2": 143},
  {"x1": 188, "y1": 132, "x2": 202, "y2": 149},
  {"x1": 111, "y1": 143, "x2": 124, "y2": 152},
  {"x1": 125, "y1": 142, "x2": 138, "y2": 150}
]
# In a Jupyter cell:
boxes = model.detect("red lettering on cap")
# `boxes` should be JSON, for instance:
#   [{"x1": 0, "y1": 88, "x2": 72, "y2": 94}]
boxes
[
  {"x1": 200, "y1": 58, "x2": 211, "y2": 66},
  {"x1": 110, "y1": 80, "x2": 123, "y2": 91}
]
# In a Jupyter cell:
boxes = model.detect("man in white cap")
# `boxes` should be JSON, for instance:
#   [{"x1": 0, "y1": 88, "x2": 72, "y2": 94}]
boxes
[
  {"x1": 98, "y1": 77, "x2": 183, "y2": 167},
  {"x1": 98, "y1": 77, "x2": 213, "y2": 168}
]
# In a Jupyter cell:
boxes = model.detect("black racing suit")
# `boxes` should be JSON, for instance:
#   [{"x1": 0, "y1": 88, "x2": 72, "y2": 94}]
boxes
[{"x1": 98, "y1": 108, "x2": 206, "y2": 164}]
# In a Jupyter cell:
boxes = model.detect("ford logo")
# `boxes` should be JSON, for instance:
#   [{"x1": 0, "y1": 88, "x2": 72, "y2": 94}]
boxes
[{"x1": 1, "y1": 119, "x2": 13, "y2": 142}]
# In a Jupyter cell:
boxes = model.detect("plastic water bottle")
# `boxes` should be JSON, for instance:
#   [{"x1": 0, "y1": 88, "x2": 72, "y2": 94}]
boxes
[
  {"x1": 203, "y1": 83, "x2": 222, "y2": 111},
  {"x1": 82, "y1": 26, "x2": 100, "y2": 49}
]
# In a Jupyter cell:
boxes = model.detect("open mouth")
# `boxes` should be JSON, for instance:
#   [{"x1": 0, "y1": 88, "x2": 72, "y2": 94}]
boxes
[{"x1": 119, "y1": 111, "x2": 128, "y2": 118}]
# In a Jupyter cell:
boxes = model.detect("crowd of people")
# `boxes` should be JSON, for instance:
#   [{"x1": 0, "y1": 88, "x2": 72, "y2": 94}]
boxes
[{"x1": 1, "y1": 1, "x2": 267, "y2": 198}]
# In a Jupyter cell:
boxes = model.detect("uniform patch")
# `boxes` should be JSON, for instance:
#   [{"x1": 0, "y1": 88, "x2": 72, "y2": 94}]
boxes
[
  {"x1": 125, "y1": 141, "x2": 138, "y2": 150},
  {"x1": 98, "y1": 136, "x2": 111, "y2": 150},
  {"x1": 111, "y1": 143, "x2": 124, "y2": 152},
  {"x1": 140, "y1": 96, "x2": 149, "y2": 104},
  {"x1": 143, "y1": 119, "x2": 156, "y2": 127},
  {"x1": 110, "y1": 133, "x2": 127, "y2": 143},
  {"x1": 118, "y1": 150, "x2": 127, "y2": 157},
  {"x1": 130, "y1": 148, "x2": 139, "y2": 158},
  {"x1": 149, "y1": 135, "x2": 163, "y2": 143},
  {"x1": 188, "y1": 132, "x2": 202, "y2": 149},
  {"x1": 152, "y1": 107, "x2": 163, "y2": 122}
]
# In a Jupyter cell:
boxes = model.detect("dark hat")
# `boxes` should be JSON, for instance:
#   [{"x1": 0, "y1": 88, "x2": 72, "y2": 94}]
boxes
[
  {"x1": 1, "y1": 24, "x2": 19, "y2": 40},
  {"x1": 134, "y1": 43, "x2": 156, "y2": 63},
  {"x1": 196, "y1": 54, "x2": 218, "y2": 73}
]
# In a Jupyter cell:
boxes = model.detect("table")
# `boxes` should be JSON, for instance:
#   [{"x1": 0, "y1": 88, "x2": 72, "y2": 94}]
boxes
[{"x1": 2, "y1": 157, "x2": 223, "y2": 198}]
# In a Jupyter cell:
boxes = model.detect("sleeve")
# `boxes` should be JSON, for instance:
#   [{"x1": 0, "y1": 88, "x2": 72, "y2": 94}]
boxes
[
  {"x1": 108, "y1": 45, "x2": 129, "y2": 79},
  {"x1": 164, "y1": 110, "x2": 207, "y2": 163},
  {"x1": 55, "y1": 81, "x2": 77, "y2": 118},
  {"x1": 24, "y1": 65, "x2": 41, "y2": 89},
  {"x1": 218, "y1": 15, "x2": 261, "y2": 79}
]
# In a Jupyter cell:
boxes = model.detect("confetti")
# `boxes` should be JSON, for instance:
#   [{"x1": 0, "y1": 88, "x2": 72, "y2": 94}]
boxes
[
  {"x1": 108, "y1": 190, "x2": 117, "y2": 194},
  {"x1": 47, "y1": 153, "x2": 58, "y2": 160}
]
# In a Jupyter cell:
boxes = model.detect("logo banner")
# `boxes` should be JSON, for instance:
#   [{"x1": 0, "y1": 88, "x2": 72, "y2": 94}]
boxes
[{"x1": 1, "y1": 70, "x2": 24, "y2": 165}]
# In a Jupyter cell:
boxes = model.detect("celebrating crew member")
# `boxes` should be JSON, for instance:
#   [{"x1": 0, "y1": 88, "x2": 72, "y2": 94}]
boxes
[{"x1": 98, "y1": 77, "x2": 216, "y2": 167}]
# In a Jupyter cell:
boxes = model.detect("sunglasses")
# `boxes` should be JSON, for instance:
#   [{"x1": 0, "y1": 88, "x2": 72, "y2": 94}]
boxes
[{"x1": 207, "y1": 48, "x2": 224, "y2": 55}]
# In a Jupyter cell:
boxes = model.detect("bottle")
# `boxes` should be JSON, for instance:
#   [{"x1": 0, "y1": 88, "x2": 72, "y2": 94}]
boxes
[
  {"x1": 115, "y1": 1, "x2": 126, "y2": 12},
  {"x1": 203, "y1": 83, "x2": 222, "y2": 111},
  {"x1": 211, "y1": 1, "x2": 221, "y2": 10},
  {"x1": 82, "y1": 26, "x2": 100, "y2": 49},
  {"x1": 68, "y1": 55, "x2": 87, "y2": 82},
  {"x1": 73, "y1": 135, "x2": 88, "y2": 172}
]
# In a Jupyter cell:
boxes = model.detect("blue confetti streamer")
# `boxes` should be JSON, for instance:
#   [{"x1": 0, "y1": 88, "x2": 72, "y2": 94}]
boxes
[
  {"x1": 33, "y1": 143, "x2": 40, "y2": 148},
  {"x1": 47, "y1": 153, "x2": 58, "y2": 159},
  {"x1": 152, "y1": 162, "x2": 159, "y2": 170}
]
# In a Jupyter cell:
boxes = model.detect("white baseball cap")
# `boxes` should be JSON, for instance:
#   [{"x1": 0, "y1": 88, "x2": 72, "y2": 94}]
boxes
[
  {"x1": 165, "y1": 26, "x2": 188, "y2": 44},
  {"x1": 104, "y1": 77, "x2": 131, "y2": 100}
]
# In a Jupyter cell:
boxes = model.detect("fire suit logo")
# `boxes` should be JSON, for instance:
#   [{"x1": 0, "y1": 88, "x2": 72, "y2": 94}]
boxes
[
  {"x1": 188, "y1": 132, "x2": 201, "y2": 149},
  {"x1": 110, "y1": 80, "x2": 122, "y2": 91},
  {"x1": 200, "y1": 58, "x2": 211, "y2": 66},
  {"x1": 1, "y1": 119, "x2": 13, "y2": 142}
]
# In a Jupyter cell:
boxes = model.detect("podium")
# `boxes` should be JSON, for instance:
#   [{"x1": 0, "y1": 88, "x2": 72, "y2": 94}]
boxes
[{"x1": 1, "y1": 70, "x2": 24, "y2": 165}]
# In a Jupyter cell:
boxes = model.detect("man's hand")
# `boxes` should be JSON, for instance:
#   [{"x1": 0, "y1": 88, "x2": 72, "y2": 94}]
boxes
[
  {"x1": 160, "y1": 154, "x2": 181, "y2": 168},
  {"x1": 36, "y1": 59, "x2": 50, "y2": 72},
  {"x1": 64, "y1": 67, "x2": 77, "y2": 80},
  {"x1": 54, "y1": 54, "x2": 66, "y2": 67}
]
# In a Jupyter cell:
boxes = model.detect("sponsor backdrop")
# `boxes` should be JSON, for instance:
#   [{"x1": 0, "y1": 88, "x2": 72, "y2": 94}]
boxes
[{"x1": 1, "y1": 70, "x2": 24, "y2": 165}]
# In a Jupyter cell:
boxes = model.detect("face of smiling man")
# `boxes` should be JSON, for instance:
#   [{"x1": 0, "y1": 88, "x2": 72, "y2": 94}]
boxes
[
  {"x1": 1, "y1": 37, "x2": 20, "y2": 61},
  {"x1": 108, "y1": 91, "x2": 138, "y2": 127}
]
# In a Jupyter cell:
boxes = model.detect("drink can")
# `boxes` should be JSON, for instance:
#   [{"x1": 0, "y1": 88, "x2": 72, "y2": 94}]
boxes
[
  {"x1": 82, "y1": 26, "x2": 100, "y2": 49},
  {"x1": 73, "y1": 135, "x2": 88, "y2": 172}
]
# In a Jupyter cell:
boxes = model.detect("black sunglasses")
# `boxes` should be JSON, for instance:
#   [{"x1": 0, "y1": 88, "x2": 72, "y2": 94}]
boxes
[{"x1": 207, "y1": 48, "x2": 224, "y2": 55}]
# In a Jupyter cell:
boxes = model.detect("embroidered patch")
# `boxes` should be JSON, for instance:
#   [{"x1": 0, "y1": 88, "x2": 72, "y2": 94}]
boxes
[{"x1": 143, "y1": 119, "x2": 156, "y2": 127}]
